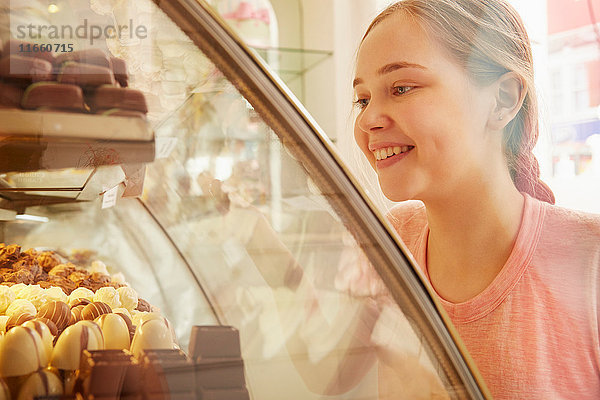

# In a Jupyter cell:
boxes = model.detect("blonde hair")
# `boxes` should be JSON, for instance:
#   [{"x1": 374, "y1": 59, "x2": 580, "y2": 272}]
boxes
[{"x1": 363, "y1": 0, "x2": 555, "y2": 204}]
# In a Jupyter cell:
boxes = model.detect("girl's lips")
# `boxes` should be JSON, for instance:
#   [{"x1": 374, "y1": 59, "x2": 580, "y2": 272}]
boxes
[{"x1": 375, "y1": 147, "x2": 413, "y2": 168}]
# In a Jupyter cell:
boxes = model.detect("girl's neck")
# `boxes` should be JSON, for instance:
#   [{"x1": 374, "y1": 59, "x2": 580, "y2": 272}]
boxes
[{"x1": 423, "y1": 177, "x2": 525, "y2": 303}]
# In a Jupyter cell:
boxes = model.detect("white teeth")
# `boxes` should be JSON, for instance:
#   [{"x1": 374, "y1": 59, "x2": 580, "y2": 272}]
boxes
[{"x1": 373, "y1": 145, "x2": 412, "y2": 160}]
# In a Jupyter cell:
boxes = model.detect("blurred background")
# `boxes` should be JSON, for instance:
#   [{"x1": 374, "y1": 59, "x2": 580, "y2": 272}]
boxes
[{"x1": 208, "y1": 0, "x2": 600, "y2": 214}]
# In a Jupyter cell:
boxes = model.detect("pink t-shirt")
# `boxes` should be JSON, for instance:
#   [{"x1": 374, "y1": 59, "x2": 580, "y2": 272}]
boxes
[{"x1": 387, "y1": 194, "x2": 600, "y2": 399}]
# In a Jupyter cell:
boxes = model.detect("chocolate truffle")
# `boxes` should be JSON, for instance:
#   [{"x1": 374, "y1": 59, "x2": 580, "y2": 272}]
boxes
[
  {"x1": 5, "y1": 298, "x2": 36, "y2": 317},
  {"x1": 22, "y1": 82, "x2": 86, "y2": 111},
  {"x1": 0, "y1": 55, "x2": 53, "y2": 83},
  {"x1": 15, "y1": 368, "x2": 63, "y2": 400},
  {"x1": 5, "y1": 312, "x2": 35, "y2": 331},
  {"x1": 0, "y1": 326, "x2": 46, "y2": 376},
  {"x1": 135, "y1": 298, "x2": 152, "y2": 312},
  {"x1": 130, "y1": 319, "x2": 172, "y2": 358},
  {"x1": 36, "y1": 301, "x2": 71, "y2": 332},
  {"x1": 0, "y1": 244, "x2": 20, "y2": 268},
  {"x1": 36, "y1": 251, "x2": 62, "y2": 273},
  {"x1": 0, "y1": 81, "x2": 24, "y2": 108},
  {"x1": 58, "y1": 62, "x2": 115, "y2": 87},
  {"x1": 95, "y1": 313, "x2": 130, "y2": 350},
  {"x1": 88, "y1": 85, "x2": 148, "y2": 113},
  {"x1": 82, "y1": 302, "x2": 112, "y2": 321},
  {"x1": 111, "y1": 57, "x2": 128, "y2": 87},
  {"x1": 51, "y1": 321, "x2": 104, "y2": 370},
  {"x1": 22, "y1": 319, "x2": 54, "y2": 361},
  {"x1": 55, "y1": 48, "x2": 111, "y2": 69},
  {"x1": 0, "y1": 286, "x2": 16, "y2": 314}
]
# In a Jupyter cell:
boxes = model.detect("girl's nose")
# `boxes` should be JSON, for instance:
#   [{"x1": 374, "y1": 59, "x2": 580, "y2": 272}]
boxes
[{"x1": 356, "y1": 101, "x2": 391, "y2": 133}]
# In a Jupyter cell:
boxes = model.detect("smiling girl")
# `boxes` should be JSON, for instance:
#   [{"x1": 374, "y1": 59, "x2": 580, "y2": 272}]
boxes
[{"x1": 352, "y1": 0, "x2": 600, "y2": 398}]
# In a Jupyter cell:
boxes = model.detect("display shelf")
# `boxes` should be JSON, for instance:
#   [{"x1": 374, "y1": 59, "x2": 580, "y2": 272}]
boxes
[
  {"x1": 0, "y1": 109, "x2": 153, "y2": 141},
  {"x1": 0, "y1": 135, "x2": 155, "y2": 173}
]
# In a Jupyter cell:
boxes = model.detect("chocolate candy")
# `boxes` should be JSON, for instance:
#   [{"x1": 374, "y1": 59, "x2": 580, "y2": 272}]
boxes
[
  {"x1": 0, "y1": 55, "x2": 53, "y2": 83},
  {"x1": 0, "y1": 378, "x2": 9, "y2": 400},
  {"x1": 111, "y1": 57, "x2": 128, "y2": 87},
  {"x1": 58, "y1": 61, "x2": 115, "y2": 87},
  {"x1": 35, "y1": 251, "x2": 62, "y2": 273},
  {"x1": 51, "y1": 321, "x2": 104, "y2": 370},
  {"x1": 78, "y1": 349, "x2": 139, "y2": 398},
  {"x1": 81, "y1": 302, "x2": 112, "y2": 320},
  {"x1": 188, "y1": 326, "x2": 241, "y2": 361},
  {"x1": 198, "y1": 388, "x2": 250, "y2": 400},
  {"x1": 88, "y1": 85, "x2": 148, "y2": 113},
  {"x1": 70, "y1": 298, "x2": 92, "y2": 308},
  {"x1": 135, "y1": 298, "x2": 152, "y2": 312},
  {"x1": 15, "y1": 369, "x2": 63, "y2": 399},
  {"x1": 0, "y1": 326, "x2": 46, "y2": 376},
  {"x1": 55, "y1": 48, "x2": 111, "y2": 69},
  {"x1": 115, "y1": 312, "x2": 134, "y2": 332},
  {"x1": 0, "y1": 244, "x2": 20, "y2": 267},
  {"x1": 23, "y1": 319, "x2": 55, "y2": 362},
  {"x1": 95, "y1": 313, "x2": 130, "y2": 350},
  {"x1": 130, "y1": 319, "x2": 172, "y2": 358},
  {"x1": 70, "y1": 304, "x2": 86, "y2": 325},
  {"x1": 37, "y1": 300, "x2": 71, "y2": 332},
  {"x1": 139, "y1": 349, "x2": 195, "y2": 397},
  {"x1": 33, "y1": 317, "x2": 58, "y2": 336},
  {"x1": 5, "y1": 312, "x2": 35, "y2": 331},
  {"x1": 22, "y1": 82, "x2": 86, "y2": 111},
  {"x1": 194, "y1": 358, "x2": 246, "y2": 390},
  {"x1": 0, "y1": 81, "x2": 24, "y2": 108},
  {"x1": 48, "y1": 264, "x2": 76, "y2": 278}
]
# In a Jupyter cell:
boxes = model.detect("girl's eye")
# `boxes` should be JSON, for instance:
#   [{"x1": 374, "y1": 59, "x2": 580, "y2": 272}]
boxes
[
  {"x1": 393, "y1": 86, "x2": 414, "y2": 95},
  {"x1": 353, "y1": 98, "x2": 370, "y2": 110}
]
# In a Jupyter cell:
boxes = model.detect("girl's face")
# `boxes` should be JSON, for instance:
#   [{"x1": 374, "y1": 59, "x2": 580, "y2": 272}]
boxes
[{"x1": 353, "y1": 13, "x2": 499, "y2": 203}]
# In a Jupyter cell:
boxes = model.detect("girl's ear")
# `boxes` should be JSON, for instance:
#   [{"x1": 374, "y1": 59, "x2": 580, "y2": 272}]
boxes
[{"x1": 488, "y1": 72, "x2": 526, "y2": 130}]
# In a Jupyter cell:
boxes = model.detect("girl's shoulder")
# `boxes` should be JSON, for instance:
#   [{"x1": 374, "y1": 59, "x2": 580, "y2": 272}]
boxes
[
  {"x1": 542, "y1": 201, "x2": 600, "y2": 237},
  {"x1": 537, "y1": 201, "x2": 600, "y2": 259}
]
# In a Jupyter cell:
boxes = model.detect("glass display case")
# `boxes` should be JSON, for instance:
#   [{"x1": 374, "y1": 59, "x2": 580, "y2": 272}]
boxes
[{"x1": 0, "y1": 0, "x2": 490, "y2": 399}]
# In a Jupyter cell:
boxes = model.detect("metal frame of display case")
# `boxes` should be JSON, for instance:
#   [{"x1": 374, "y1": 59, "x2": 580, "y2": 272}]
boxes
[{"x1": 152, "y1": 0, "x2": 491, "y2": 398}]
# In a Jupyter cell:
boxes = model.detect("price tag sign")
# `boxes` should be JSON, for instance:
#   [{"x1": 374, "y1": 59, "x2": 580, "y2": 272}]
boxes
[
  {"x1": 155, "y1": 137, "x2": 178, "y2": 159},
  {"x1": 101, "y1": 185, "x2": 119, "y2": 209}
]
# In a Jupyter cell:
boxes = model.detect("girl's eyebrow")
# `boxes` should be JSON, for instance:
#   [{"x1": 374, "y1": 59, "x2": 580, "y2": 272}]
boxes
[{"x1": 353, "y1": 61, "x2": 427, "y2": 88}]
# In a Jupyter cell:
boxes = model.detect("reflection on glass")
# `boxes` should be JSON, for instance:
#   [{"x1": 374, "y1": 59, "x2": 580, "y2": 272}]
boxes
[
  {"x1": 143, "y1": 21, "x2": 458, "y2": 398},
  {"x1": 1, "y1": 0, "x2": 469, "y2": 398}
]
